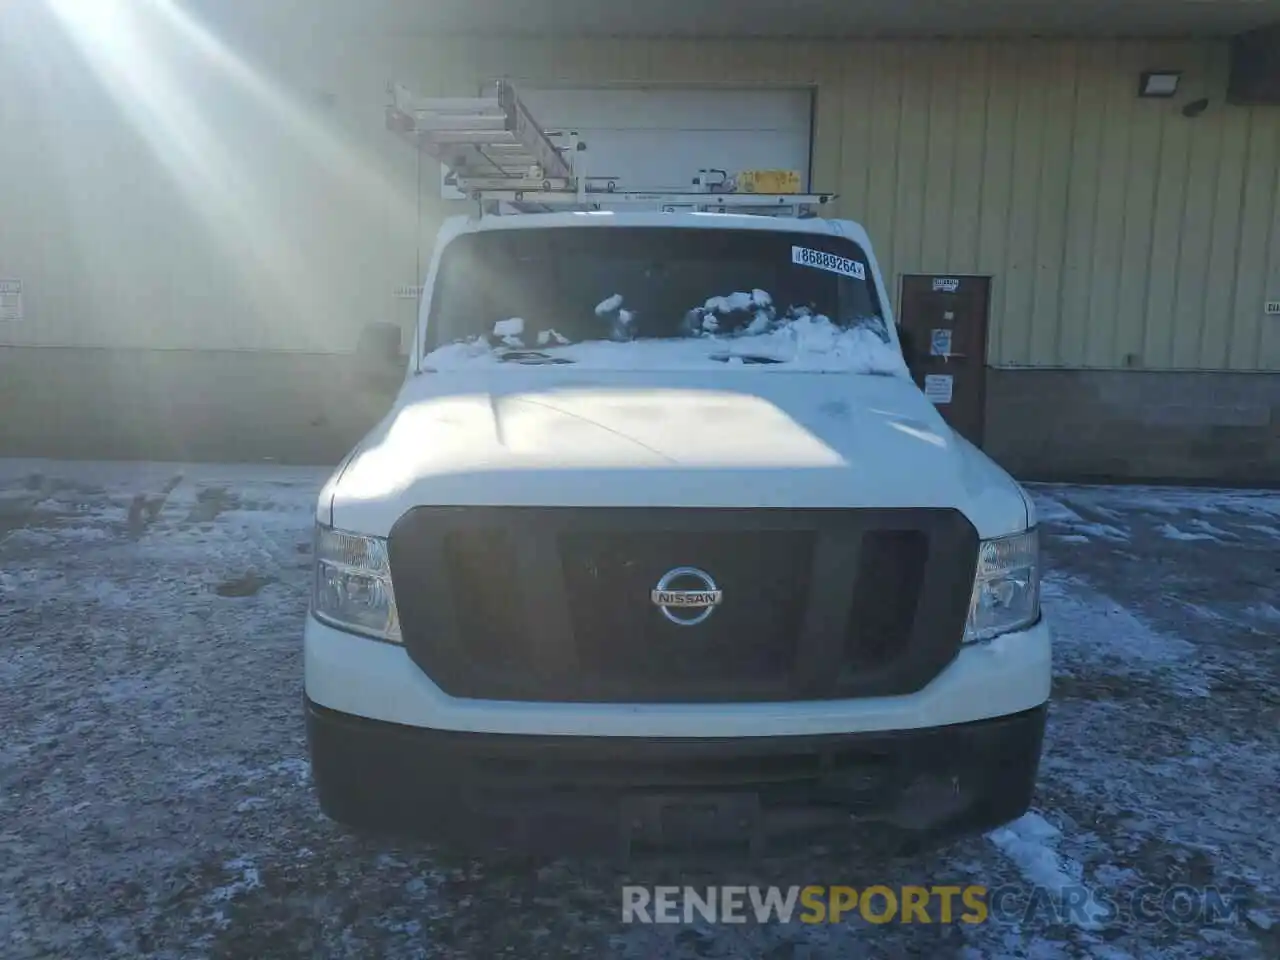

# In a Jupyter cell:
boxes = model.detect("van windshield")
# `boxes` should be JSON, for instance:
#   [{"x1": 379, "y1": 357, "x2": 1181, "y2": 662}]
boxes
[{"x1": 422, "y1": 225, "x2": 907, "y2": 374}]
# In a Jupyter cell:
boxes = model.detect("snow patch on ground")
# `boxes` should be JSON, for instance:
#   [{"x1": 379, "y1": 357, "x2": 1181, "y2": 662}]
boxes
[
  {"x1": 987, "y1": 813, "x2": 1106, "y2": 931},
  {"x1": 1031, "y1": 491, "x2": 1131, "y2": 541},
  {"x1": 1186, "y1": 518, "x2": 1234, "y2": 539},
  {"x1": 1170, "y1": 598, "x2": 1231, "y2": 623},
  {"x1": 1093, "y1": 864, "x2": 1140, "y2": 888},
  {"x1": 207, "y1": 858, "x2": 262, "y2": 905},
  {"x1": 1042, "y1": 573, "x2": 1205, "y2": 695},
  {"x1": 1034, "y1": 497, "x2": 1085, "y2": 524},
  {"x1": 0, "y1": 528, "x2": 56, "y2": 547},
  {"x1": 1052, "y1": 484, "x2": 1280, "y2": 521},
  {"x1": 1244, "y1": 602, "x2": 1280, "y2": 622},
  {"x1": 1157, "y1": 522, "x2": 1219, "y2": 542},
  {"x1": 1247, "y1": 909, "x2": 1274, "y2": 931},
  {"x1": 1067, "y1": 521, "x2": 1130, "y2": 542}
]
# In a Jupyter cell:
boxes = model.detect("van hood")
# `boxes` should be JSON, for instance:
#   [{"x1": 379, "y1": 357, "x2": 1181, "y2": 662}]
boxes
[{"x1": 328, "y1": 370, "x2": 1031, "y2": 539}]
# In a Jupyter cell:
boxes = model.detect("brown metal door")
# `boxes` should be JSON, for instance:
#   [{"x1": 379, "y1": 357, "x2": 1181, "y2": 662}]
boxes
[{"x1": 898, "y1": 275, "x2": 992, "y2": 446}]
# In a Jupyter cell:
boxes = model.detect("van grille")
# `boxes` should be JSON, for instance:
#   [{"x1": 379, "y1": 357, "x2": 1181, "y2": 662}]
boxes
[{"x1": 387, "y1": 507, "x2": 977, "y2": 703}]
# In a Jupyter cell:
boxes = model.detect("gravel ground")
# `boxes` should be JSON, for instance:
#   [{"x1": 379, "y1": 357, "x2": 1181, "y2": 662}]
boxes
[{"x1": 1, "y1": 458, "x2": 1277, "y2": 959}]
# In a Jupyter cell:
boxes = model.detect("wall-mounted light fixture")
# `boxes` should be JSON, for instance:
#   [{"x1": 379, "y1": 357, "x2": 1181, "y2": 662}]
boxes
[
  {"x1": 1181, "y1": 98, "x2": 1210, "y2": 119},
  {"x1": 1139, "y1": 71, "x2": 1182, "y2": 98}
]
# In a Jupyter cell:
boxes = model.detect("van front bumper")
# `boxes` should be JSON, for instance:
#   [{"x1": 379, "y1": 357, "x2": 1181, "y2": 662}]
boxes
[
  {"x1": 306, "y1": 696, "x2": 1047, "y2": 857},
  {"x1": 304, "y1": 614, "x2": 1052, "y2": 737}
]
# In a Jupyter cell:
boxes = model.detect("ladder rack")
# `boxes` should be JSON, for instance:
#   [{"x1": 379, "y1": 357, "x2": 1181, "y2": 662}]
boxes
[
  {"x1": 387, "y1": 80, "x2": 838, "y2": 216},
  {"x1": 388, "y1": 80, "x2": 577, "y2": 192}
]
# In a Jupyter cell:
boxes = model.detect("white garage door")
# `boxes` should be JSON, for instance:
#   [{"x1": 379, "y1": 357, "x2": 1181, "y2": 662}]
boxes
[{"x1": 442, "y1": 87, "x2": 812, "y2": 197}]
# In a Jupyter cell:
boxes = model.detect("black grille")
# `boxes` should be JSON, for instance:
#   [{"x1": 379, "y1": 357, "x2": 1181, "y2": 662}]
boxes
[
  {"x1": 559, "y1": 531, "x2": 813, "y2": 689},
  {"x1": 443, "y1": 529, "x2": 525, "y2": 675},
  {"x1": 387, "y1": 507, "x2": 977, "y2": 704},
  {"x1": 843, "y1": 531, "x2": 930, "y2": 674}
]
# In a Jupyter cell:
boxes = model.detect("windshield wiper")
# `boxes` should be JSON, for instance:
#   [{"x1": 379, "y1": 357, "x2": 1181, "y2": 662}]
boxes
[
  {"x1": 496, "y1": 350, "x2": 576, "y2": 365},
  {"x1": 708, "y1": 353, "x2": 785, "y2": 365}
]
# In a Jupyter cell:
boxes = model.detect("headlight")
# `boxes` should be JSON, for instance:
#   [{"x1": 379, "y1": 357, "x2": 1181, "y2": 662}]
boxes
[
  {"x1": 313, "y1": 526, "x2": 401, "y2": 643},
  {"x1": 964, "y1": 528, "x2": 1040, "y2": 643}
]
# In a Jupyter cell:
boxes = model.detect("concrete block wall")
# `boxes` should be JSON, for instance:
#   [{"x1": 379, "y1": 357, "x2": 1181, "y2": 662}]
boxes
[
  {"x1": 0, "y1": 347, "x2": 389, "y2": 467},
  {"x1": 984, "y1": 369, "x2": 1280, "y2": 484}
]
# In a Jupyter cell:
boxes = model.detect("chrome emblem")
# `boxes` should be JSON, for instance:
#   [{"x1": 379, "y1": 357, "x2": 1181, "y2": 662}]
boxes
[{"x1": 651, "y1": 567, "x2": 723, "y2": 627}]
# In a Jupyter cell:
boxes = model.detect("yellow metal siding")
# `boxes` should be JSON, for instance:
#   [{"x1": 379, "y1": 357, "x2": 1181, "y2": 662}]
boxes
[
  {"x1": 1057, "y1": 42, "x2": 1111, "y2": 368},
  {"x1": 2, "y1": 31, "x2": 1278, "y2": 369},
  {"x1": 947, "y1": 42, "x2": 991, "y2": 279},
  {"x1": 1234, "y1": 112, "x2": 1280, "y2": 369},
  {"x1": 1171, "y1": 44, "x2": 1221, "y2": 370},
  {"x1": 1003, "y1": 42, "x2": 1051, "y2": 368},
  {"x1": 974, "y1": 44, "x2": 1019, "y2": 366},
  {"x1": 863, "y1": 44, "x2": 908, "y2": 293},
  {"x1": 1265, "y1": 132, "x2": 1280, "y2": 370}
]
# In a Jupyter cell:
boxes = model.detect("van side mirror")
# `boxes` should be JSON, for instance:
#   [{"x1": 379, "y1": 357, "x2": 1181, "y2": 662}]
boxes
[{"x1": 354, "y1": 322, "x2": 404, "y2": 387}]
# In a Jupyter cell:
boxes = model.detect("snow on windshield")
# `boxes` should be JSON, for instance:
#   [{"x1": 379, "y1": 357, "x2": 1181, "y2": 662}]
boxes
[
  {"x1": 491, "y1": 317, "x2": 525, "y2": 346},
  {"x1": 424, "y1": 288, "x2": 908, "y2": 376},
  {"x1": 696, "y1": 289, "x2": 774, "y2": 336}
]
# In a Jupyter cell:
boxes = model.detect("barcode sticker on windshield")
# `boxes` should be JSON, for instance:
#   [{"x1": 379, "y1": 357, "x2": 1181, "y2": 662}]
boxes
[{"x1": 792, "y1": 246, "x2": 865, "y2": 280}]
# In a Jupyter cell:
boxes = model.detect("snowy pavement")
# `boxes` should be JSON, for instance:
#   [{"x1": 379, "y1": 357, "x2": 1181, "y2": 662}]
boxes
[{"x1": 1, "y1": 459, "x2": 1277, "y2": 959}]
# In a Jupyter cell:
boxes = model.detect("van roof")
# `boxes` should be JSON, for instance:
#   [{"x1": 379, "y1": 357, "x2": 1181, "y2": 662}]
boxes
[{"x1": 436, "y1": 211, "x2": 873, "y2": 249}]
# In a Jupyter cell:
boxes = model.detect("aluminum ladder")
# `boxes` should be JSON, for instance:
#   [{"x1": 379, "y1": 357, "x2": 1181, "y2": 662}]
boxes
[{"x1": 386, "y1": 79, "x2": 838, "y2": 216}]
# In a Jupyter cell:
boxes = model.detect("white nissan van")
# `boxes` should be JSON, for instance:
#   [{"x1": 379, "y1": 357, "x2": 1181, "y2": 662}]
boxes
[{"x1": 304, "y1": 211, "x2": 1050, "y2": 856}]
